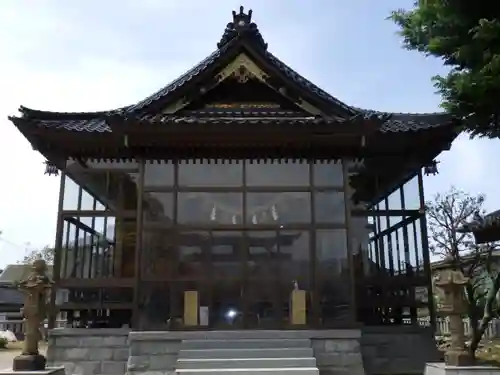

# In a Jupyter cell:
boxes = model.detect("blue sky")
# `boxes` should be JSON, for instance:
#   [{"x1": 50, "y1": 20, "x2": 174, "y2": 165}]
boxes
[{"x1": 0, "y1": 0, "x2": 498, "y2": 267}]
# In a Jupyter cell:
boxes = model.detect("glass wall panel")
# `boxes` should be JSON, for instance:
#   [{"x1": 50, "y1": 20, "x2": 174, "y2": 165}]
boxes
[
  {"x1": 80, "y1": 188, "x2": 97, "y2": 211},
  {"x1": 246, "y1": 159, "x2": 309, "y2": 186},
  {"x1": 279, "y1": 230, "x2": 310, "y2": 288},
  {"x1": 63, "y1": 176, "x2": 81, "y2": 210},
  {"x1": 177, "y1": 193, "x2": 243, "y2": 224},
  {"x1": 141, "y1": 227, "x2": 176, "y2": 281},
  {"x1": 211, "y1": 231, "x2": 243, "y2": 279},
  {"x1": 60, "y1": 216, "x2": 116, "y2": 279},
  {"x1": 144, "y1": 161, "x2": 174, "y2": 188},
  {"x1": 313, "y1": 161, "x2": 343, "y2": 187},
  {"x1": 403, "y1": 175, "x2": 421, "y2": 209},
  {"x1": 314, "y1": 191, "x2": 346, "y2": 224},
  {"x1": 178, "y1": 160, "x2": 243, "y2": 187},
  {"x1": 387, "y1": 188, "x2": 403, "y2": 210},
  {"x1": 246, "y1": 192, "x2": 310, "y2": 225},
  {"x1": 64, "y1": 163, "x2": 140, "y2": 211},
  {"x1": 316, "y1": 229, "x2": 351, "y2": 323},
  {"x1": 247, "y1": 231, "x2": 278, "y2": 280},
  {"x1": 143, "y1": 192, "x2": 174, "y2": 226},
  {"x1": 178, "y1": 231, "x2": 209, "y2": 280}
]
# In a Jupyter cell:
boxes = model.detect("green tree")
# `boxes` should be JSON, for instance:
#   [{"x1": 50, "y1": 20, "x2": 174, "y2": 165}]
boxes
[
  {"x1": 426, "y1": 187, "x2": 500, "y2": 358},
  {"x1": 19, "y1": 246, "x2": 54, "y2": 265},
  {"x1": 390, "y1": 1, "x2": 500, "y2": 138}
]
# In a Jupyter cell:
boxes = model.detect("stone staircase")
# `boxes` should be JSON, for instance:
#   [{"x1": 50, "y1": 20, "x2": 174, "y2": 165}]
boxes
[{"x1": 175, "y1": 338, "x2": 319, "y2": 375}]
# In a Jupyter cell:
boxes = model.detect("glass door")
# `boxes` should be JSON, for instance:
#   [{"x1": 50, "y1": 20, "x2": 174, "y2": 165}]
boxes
[
  {"x1": 244, "y1": 231, "x2": 283, "y2": 329},
  {"x1": 209, "y1": 231, "x2": 245, "y2": 329}
]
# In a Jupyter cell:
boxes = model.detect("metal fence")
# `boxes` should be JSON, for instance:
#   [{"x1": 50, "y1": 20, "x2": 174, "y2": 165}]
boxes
[
  {"x1": 403, "y1": 317, "x2": 500, "y2": 340},
  {"x1": 0, "y1": 319, "x2": 67, "y2": 340},
  {"x1": 1, "y1": 318, "x2": 499, "y2": 341}
]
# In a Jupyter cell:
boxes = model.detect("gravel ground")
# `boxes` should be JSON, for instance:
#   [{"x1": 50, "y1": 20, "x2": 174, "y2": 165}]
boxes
[
  {"x1": 0, "y1": 344, "x2": 47, "y2": 371},
  {"x1": 0, "y1": 350, "x2": 19, "y2": 371}
]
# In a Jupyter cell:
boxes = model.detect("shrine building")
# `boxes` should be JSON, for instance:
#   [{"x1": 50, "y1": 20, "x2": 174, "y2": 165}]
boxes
[{"x1": 8, "y1": 7, "x2": 459, "y2": 375}]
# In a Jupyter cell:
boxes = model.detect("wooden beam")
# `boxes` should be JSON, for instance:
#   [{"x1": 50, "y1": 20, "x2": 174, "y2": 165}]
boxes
[{"x1": 58, "y1": 277, "x2": 135, "y2": 288}]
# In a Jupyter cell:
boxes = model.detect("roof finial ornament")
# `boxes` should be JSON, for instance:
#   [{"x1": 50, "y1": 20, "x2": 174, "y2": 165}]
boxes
[
  {"x1": 217, "y1": 6, "x2": 267, "y2": 50},
  {"x1": 232, "y1": 6, "x2": 252, "y2": 28}
]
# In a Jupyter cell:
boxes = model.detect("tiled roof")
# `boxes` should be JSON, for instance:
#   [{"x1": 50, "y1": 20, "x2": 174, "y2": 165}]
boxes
[
  {"x1": 460, "y1": 210, "x2": 500, "y2": 232},
  {"x1": 16, "y1": 110, "x2": 452, "y2": 134},
  {"x1": 8, "y1": 7, "x2": 456, "y2": 137}
]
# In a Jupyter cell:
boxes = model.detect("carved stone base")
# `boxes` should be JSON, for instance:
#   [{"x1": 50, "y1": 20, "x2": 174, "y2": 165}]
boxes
[
  {"x1": 12, "y1": 354, "x2": 46, "y2": 371},
  {"x1": 444, "y1": 349, "x2": 473, "y2": 367}
]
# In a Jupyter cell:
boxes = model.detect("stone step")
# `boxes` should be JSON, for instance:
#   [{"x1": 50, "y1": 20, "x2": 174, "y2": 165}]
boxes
[
  {"x1": 176, "y1": 368, "x2": 319, "y2": 375},
  {"x1": 178, "y1": 348, "x2": 314, "y2": 359},
  {"x1": 181, "y1": 339, "x2": 311, "y2": 350},
  {"x1": 176, "y1": 357, "x2": 317, "y2": 369}
]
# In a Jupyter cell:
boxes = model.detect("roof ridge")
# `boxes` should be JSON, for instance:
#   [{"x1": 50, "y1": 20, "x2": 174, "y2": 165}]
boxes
[
  {"x1": 265, "y1": 52, "x2": 358, "y2": 116},
  {"x1": 354, "y1": 107, "x2": 451, "y2": 117}
]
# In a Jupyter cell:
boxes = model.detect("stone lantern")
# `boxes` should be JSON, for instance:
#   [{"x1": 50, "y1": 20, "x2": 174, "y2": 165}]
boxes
[
  {"x1": 12, "y1": 259, "x2": 53, "y2": 371},
  {"x1": 433, "y1": 256, "x2": 472, "y2": 366}
]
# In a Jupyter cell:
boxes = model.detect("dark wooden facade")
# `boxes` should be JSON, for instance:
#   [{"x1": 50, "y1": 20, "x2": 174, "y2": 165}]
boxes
[{"x1": 9, "y1": 7, "x2": 459, "y2": 330}]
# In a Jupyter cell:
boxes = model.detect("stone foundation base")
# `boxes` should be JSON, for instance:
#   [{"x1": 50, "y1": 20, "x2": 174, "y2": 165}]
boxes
[
  {"x1": 425, "y1": 362, "x2": 500, "y2": 375},
  {"x1": 0, "y1": 367, "x2": 64, "y2": 375}
]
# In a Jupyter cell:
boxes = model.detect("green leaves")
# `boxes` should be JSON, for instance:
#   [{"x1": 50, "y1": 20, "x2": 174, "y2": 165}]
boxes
[{"x1": 391, "y1": 0, "x2": 500, "y2": 138}]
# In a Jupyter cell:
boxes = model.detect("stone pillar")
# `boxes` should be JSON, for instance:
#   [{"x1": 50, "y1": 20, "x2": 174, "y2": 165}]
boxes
[{"x1": 433, "y1": 256, "x2": 472, "y2": 366}]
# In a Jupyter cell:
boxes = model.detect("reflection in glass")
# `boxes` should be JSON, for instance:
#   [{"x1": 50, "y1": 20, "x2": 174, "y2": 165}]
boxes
[
  {"x1": 279, "y1": 230, "x2": 309, "y2": 287},
  {"x1": 178, "y1": 231, "x2": 208, "y2": 280},
  {"x1": 246, "y1": 192, "x2": 310, "y2": 225},
  {"x1": 315, "y1": 192, "x2": 346, "y2": 223},
  {"x1": 143, "y1": 192, "x2": 174, "y2": 225},
  {"x1": 178, "y1": 193, "x2": 243, "y2": 224},
  {"x1": 316, "y1": 229, "x2": 351, "y2": 323},
  {"x1": 246, "y1": 159, "x2": 309, "y2": 186},
  {"x1": 247, "y1": 231, "x2": 278, "y2": 280},
  {"x1": 313, "y1": 161, "x2": 343, "y2": 187},
  {"x1": 178, "y1": 160, "x2": 243, "y2": 187},
  {"x1": 60, "y1": 216, "x2": 116, "y2": 279},
  {"x1": 212, "y1": 279, "x2": 243, "y2": 328},
  {"x1": 211, "y1": 231, "x2": 243, "y2": 279},
  {"x1": 144, "y1": 161, "x2": 174, "y2": 188},
  {"x1": 141, "y1": 228, "x2": 176, "y2": 280}
]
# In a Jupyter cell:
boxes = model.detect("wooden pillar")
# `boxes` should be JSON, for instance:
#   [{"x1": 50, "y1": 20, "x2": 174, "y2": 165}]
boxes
[
  {"x1": 309, "y1": 161, "x2": 318, "y2": 327},
  {"x1": 113, "y1": 176, "x2": 124, "y2": 277},
  {"x1": 48, "y1": 171, "x2": 66, "y2": 329},
  {"x1": 418, "y1": 169, "x2": 436, "y2": 331},
  {"x1": 342, "y1": 159, "x2": 357, "y2": 325},
  {"x1": 132, "y1": 159, "x2": 145, "y2": 329}
]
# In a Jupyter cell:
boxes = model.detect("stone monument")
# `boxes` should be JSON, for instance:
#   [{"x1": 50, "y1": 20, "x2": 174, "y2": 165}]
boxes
[
  {"x1": 12, "y1": 259, "x2": 53, "y2": 371},
  {"x1": 433, "y1": 256, "x2": 472, "y2": 366}
]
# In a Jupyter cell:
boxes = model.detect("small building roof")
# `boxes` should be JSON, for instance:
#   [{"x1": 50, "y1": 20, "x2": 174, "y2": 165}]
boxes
[
  {"x1": 458, "y1": 210, "x2": 500, "y2": 244},
  {"x1": 0, "y1": 285, "x2": 23, "y2": 308},
  {"x1": 0, "y1": 264, "x2": 53, "y2": 284}
]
